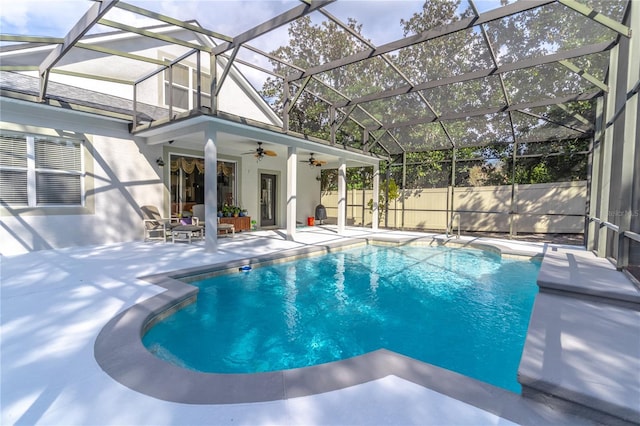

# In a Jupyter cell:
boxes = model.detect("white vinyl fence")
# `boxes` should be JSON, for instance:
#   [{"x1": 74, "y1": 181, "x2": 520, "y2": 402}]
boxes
[{"x1": 320, "y1": 181, "x2": 587, "y2": 234}]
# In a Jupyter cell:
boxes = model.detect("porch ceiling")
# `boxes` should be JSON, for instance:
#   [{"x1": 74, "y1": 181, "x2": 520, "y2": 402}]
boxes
[
  {"x1": 140, "y1": 115, "x2": 377, "y2": 168},
  {"x1": 0, "y1": 0, "x2": 631, "y2": 159},
  {"x1": 171, "y1": 134, "x2": 355, "y2": 168}
]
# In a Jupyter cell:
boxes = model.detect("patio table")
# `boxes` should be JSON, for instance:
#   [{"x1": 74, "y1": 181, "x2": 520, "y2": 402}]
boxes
[{"x1": 171, "y1": 225, "x2": 204, "y2": 243}]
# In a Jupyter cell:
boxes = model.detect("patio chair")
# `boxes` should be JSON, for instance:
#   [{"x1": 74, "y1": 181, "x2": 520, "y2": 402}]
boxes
[
  {"x1": 142, "y1": 205, "x2": 178, "y2": 242},
  {"x1": 192, "y1": 204, "x2": 234, "y2": 237},
  {"x1": 192, "y1": 204, "x2": 206, "y2": 226}
]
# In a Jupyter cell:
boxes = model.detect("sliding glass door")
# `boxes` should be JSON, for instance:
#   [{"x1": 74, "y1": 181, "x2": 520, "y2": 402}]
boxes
[{"x1": 169, "y1": 154, "x2": 236, "y2": 216}]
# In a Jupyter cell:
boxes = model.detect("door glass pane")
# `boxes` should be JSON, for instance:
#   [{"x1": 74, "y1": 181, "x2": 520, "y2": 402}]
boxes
[
  {"x1": 260, "y1": 174, "x2": 276, "y2": 226},
  {"x1": 217, "y1": 161, "x2": 236, "y2": 208},
  {"x1": 170, "y1": 155, "x2": 236, "y2": 216}
]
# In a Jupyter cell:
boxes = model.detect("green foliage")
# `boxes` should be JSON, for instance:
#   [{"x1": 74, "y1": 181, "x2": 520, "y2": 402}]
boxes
[
  {"x1": 264, "y1": 1, "x2": 597, "y2": 187},
  {"x1": 261, "y1": 16, "x2": 388, "y2": 146},
  {"x1": 367, "y1": 178, "x2": 400, "y2": 222},
  {"x1": 530, "y1": 163, "x2": 552, "y2": 183}
]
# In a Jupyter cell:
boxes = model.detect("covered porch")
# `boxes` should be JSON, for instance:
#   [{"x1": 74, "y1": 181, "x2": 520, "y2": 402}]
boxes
[{"x1": 138, "y1": 114, "x2": 381, "y2": 252}]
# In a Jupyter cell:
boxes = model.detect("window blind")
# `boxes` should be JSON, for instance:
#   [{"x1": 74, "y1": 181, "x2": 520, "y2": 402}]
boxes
[
  {"x1": 0, "y1": 133, "x2": 28, "y2": 167},
  {"x1": 0, "y1": 170, "x2": 28, "y2": 204},
  {"x1": 0, "y1": 133, "x2": 28, "y2": 204},
  {"x1": 0, "y1": 131, "x2": 83, "y2": 206},
  {"x1": 35, "y1": 138, "x2": 81, "y2": 171},
  {"x1": 36, "y1": 172, "x2": 81, "y2": 205}
]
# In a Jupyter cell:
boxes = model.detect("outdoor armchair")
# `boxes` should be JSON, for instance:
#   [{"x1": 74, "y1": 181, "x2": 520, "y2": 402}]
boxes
[{"x1": 142, "y1": 205, "x2": 179, "y2": 242}]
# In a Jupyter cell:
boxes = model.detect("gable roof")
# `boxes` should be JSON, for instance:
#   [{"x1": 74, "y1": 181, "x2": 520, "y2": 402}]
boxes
[
  {"x1": 0, "y1": 20, "x2": 282, "y2": 128},
  {"x1": 0, "y1": 71, "x2": 162, "y2": 122}
]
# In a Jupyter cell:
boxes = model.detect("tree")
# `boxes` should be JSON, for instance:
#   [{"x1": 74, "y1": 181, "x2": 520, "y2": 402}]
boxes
[
  {"x1": 261, "y1": 17, "x2": 390, "y2": 146},
  {"x1": 264, "y1": 0, "x2": 599, "y2": 188},
  {"x1": 368, "y1": 178, "x2": 400, "y2": 223}
]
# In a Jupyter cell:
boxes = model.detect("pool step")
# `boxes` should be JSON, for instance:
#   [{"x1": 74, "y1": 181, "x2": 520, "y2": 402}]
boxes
[
  {"x1": 518, "y1": 247, "x2": 640, "y2": 425},
  {"x1": 537, "y1": 246, "x2": 640, "y2": 307}
]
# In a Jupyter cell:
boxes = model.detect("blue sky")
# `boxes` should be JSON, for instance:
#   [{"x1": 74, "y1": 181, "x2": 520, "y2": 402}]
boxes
[
  {"x1": 0, "y1": 0, "x2": 505, "y2": 89},
  {"x1": 0, "y1": 0, "x2": 497, "y2": 45}
]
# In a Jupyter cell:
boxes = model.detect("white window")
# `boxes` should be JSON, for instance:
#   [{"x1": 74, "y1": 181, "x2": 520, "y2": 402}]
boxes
[
  {"x1": 163, "y1": 62, "x2": 212, "y2": 110},
  {"x1": 192, "y1": 68, "x2": 212, "y2": 109},
  {"x1": 0, "y1": 132, "x2": 83, "y2": 206}
]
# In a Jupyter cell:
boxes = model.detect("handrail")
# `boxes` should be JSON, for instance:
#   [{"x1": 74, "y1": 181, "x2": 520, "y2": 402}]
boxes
[
  {"x1": 624, "y1": 230, "x2": 640, "y2": 244},
  {"x1": 589, "y1": 216, "x2": 620, "y2": 232},
  {"x1": 446, "y1": 212, "x2": 460, "y2": 239},
  {"x1": 588, "y1": 215, "x2": 639, "y2": 269}
]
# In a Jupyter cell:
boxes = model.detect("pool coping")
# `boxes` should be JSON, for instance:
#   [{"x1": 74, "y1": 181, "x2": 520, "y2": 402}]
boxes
[
  {"x1": 518, "y1": 246, "x2": 640, "y2": 424},
  {"x1": 94, "y1": 235, "x2": 571, "y2": 423}
]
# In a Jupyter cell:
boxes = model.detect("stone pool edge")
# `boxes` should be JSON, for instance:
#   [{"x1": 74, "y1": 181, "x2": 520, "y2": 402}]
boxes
[{"x1": 93, "y1": 236, "x2": 549, "y2": 422}]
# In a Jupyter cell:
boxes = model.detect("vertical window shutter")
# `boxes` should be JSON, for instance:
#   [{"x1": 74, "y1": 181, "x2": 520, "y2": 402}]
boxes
[{"x1": 0, "y1": 133, "x2": 28, "y2": 204}]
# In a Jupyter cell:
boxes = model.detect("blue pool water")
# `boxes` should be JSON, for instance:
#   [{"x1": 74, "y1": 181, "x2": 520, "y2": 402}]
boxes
[{"x1": 143, "y1": 244, "x2": 540, "y2": 392}]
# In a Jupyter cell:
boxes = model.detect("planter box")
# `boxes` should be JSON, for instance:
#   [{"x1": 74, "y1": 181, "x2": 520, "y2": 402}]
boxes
[{"x1": 220, "y1": 216, "x2": 251, "y2": 232}]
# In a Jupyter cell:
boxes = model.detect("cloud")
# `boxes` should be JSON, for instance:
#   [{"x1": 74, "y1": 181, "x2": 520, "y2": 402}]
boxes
[
  {"x1": 97, "y1": 7, "x2": 159, "y2": 33},
  {"x1": 322, "y1": 1, "x2": 424, "y2": 45},
  {"x1": 151, "y1": 0, "x2": 299, "y2": 36},
  {"x1": 0, "y1": 0, "x2": 90, "y2": 37},
  {"x1": 1, "y1": 1, "x2": 426, "y2": 46}
]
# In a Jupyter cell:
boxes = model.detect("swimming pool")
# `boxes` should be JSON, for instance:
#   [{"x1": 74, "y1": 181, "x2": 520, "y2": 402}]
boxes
[{"x1": 143, "y1": 243, "x2": 539, "y2": 392}]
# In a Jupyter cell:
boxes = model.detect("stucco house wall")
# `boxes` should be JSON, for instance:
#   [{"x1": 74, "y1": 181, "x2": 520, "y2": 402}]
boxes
[
  {"x1": 0, "y1": 25, "x2": 303, "y2": 256},
  {"x1": 1, "y1": 98, "x2": 320, "y2": 256},
  {"x1": 0, "y1": 99, "x2": 165, "y2": 255},
  {"x1": 37, "y1": 28, "x2": 279, "y2": 126},
  {"x1": 235, "y1": 153, "x2": 321, "y2": 228}
]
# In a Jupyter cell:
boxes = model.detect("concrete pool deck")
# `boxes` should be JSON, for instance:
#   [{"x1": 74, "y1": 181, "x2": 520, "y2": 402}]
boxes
[{"x1": 1, "y1": 226, "x2": 638, "y2": 425}]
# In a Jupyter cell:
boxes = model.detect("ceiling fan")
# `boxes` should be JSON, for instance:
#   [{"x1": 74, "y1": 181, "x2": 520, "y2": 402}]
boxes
[
  {"x1": 243, "y1": 142, "x2": 277, "y2": 160},
  {"x1": 301, "y1": 153, "x2": 327, "y2": 167}
]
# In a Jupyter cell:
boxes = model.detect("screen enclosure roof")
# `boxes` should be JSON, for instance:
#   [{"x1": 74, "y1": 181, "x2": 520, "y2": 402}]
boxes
[{"x1": 0, "y1": 0, "x2": 632, "y2": 158}]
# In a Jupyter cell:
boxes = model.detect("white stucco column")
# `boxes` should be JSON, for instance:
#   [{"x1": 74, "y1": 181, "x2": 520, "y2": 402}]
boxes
[
  {"x1": 337, "y1": 158, "x2": 347, "y2": 234},
  {"x1": 286, "y1": 146, "x2": 297, "y2": 240},
  {"x1": 372, "y1": 162, "x2": 379, "y2": 231},
  {"x1": 204, "y1": 126, "x2": 218, "y2": 252}
]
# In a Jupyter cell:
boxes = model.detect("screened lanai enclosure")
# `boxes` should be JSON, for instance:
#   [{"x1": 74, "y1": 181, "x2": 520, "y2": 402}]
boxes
[{"x1": 1, "y1": 0, "x2": 638, "y2": 272}]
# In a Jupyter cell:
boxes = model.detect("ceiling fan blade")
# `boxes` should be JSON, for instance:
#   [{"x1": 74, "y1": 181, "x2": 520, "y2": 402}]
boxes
[{"x1": 264, "y1": 150, "x2": 277, "y2": 156}]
